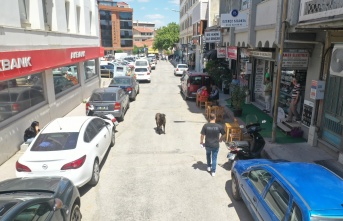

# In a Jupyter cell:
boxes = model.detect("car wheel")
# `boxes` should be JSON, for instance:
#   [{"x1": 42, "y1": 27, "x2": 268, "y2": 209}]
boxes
[
  {"x1": 70, "y1": 204, "x2": 82, "y2": 221},
  {"x1": 110, "y1": 129, "x2": 115, "y2": 147},
  {"x1": 231, "y1": 173, "x2": 242, "y2": 201},
  {"x1": 88, "y1": 160, "x2": 100, "y2": 186}
]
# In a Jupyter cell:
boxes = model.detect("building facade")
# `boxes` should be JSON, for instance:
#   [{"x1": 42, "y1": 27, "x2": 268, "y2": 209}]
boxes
[
  {"x1": 176, "y1": 0, "x2": 343, "y2": 162},
  {"x1": 98, "y1": 1, "x2": 133, "y2": 54},
  {"x1": 133, "y1": 26, "x2": 154, "y2": 42},
  {"x1": 0, "y1": 0, "x2": 103, "y2": 165}
]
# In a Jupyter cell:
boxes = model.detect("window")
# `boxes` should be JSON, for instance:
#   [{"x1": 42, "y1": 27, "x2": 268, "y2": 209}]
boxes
[
  {"x1": 120, "y1": 30, "x2": 133, "y2": 38},
  {"x1": 18, "y1": 0, "x2": 29, "y2": 22},
  {"x1": 89, "y1": 11, "x2": 92, "y2": 32},
  {"x1": 93, "y1": 118, "x2": 106, "y2": 132},
  {"x1": 84, "y1": 59, "x2": 97, "y2": 80},
  {"x1": 84, "y1": 122, "x2": 98, "y2": 142},
  {"x1": 288, "y1": 203, "x2": 302, "y2": 221},
  {"x1": 90, "y1": 92, "x2": 117, "y2": 102},
  {"x1": 65, "y1": 1, "x2": 70, "y2": 30},
  {"x1": 120, "y1": 21, "x2": 132, "y2": 29},
  {"x1": 190, "y1": 76, "x2": 202, "y2": 85},
  {"x1": 76, "y1": 6, "x2": 81, "y2": 33},
  {"x1": 248, "y1": 169, "x2": 272, "y2": 194},
  {"x1": 264, "y1": 181, "x2": 290, "y2": 220},
  {"x1": 31, "y1": 132, "x2": 79, "y2": 151},
  {"x1": 0, "y1": 73, "x2": 45, "y2": 123},
  {"x1": 52, "y1": 64, "x2": 79, "y2": 95},
  {"x1": 14, "y1": 203, "x2": 51, "y2": 220},
  {"x1": 119, "y1": 12, "x2": 132, "y2": 20}
]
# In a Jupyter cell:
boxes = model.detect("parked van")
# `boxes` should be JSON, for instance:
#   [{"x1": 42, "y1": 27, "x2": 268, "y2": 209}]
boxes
[{"x1": 180, "y1": 72, "x2": 213, "y2": 99}]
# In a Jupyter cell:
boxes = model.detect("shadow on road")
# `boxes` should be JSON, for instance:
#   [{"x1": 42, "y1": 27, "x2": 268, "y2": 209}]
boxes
[{"x1": 191, "y1": 161, "x2": 208, "y2": 172}]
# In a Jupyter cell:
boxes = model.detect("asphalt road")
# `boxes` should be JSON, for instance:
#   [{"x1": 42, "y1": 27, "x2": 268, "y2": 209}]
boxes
[{"x1": 76, "y1": 61, "x2": 254, "y2": 221}]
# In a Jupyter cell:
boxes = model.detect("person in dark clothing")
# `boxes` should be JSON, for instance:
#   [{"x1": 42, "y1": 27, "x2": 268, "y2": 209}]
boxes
[
  {"x1": 24, "y1": 121, "x2": 40, "y2": 143},
  {"x1": 209, "y1": 84, "x2": 219, "y2": 102},
  {"x1": 200, "y1": 113, "x2": 225, "y2": 177}
]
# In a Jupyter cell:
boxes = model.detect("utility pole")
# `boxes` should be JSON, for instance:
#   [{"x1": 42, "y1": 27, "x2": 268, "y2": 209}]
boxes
[{"x1": 272, "y1": 0, "x2": 288, "y2": 142}]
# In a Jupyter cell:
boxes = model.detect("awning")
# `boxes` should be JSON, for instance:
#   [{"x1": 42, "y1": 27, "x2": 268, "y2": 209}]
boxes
[{"x1": 148, "y1": 48, "x2": 159, "y2": 53}]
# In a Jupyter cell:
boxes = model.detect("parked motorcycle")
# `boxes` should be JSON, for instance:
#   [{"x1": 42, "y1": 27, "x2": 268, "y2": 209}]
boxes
[
  {"x1": 86, "y1": 104, "x2": 119, "y2": 127},
  {"x1": 226, "y1": 114, "x2": 266, "y2": 170}
]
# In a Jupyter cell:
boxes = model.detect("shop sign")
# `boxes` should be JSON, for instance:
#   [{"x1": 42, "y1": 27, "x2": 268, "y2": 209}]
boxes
[
  {"x1": 217, "y1": 47, "x2": 226, "y2": 58},
  {"x1": 310, "y1": 80, "x2": 325, "y2": 100},
  {"x1": 227, "y1": 46, "x2": 237, "y2": 60},
  {"x1": 250, "y1": 51, "x2": 274, "y2": 59},
  {"x1": 221, "y1": 10, "x2": 248, "y2": 28},
  {"x1": 254, "y1": 60, "x2": 265, "y2": 93},
  {"x1": 282, "y1": 52, "x2": 309, "y2": 68},
  {"x1": 71, "y1": 51, "x2": 86, "y2": 59},
  {"x1": 204, "y1": 31, "x2": 221, "y2": 43},
  {"x1": 0, "y1": 57, "x2": 32, "y2": 72}
]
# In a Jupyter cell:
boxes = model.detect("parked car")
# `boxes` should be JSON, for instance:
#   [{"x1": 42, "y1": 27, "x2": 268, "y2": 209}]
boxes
[
  {"x1": 114, "y1": 65, "x2": 132, "y2": 77},
  {"x1": 180, "y1": 72, "x2": 212, "y2": 99},
  {"x1": 100, "y1": 64, "x2": 115, "y2": 78},
  {"x1": 135, "y1": 58, "x2": 151, "y2": 71},
  {"x1": 134, "y1": 67, "x2": 151, "y2": 83},
  {"x1": 109, "y1": 76, "x2": 139, "y2": 101},
  {"x1": 16, "y1": 116, "x2": 116, "y2": 187},
  {"x1": 0, "y1": 177, "x2": 81, "y2": 221},
  {"x1": 174, "y1": 64, "x2": 188, "y2": 76},
  {"x1": 148, "y1": 58, "x2": 156, "y2": 70},
  {"x1": 231, "y1": 159, "x2": 343, "y2": 221},
  {"x1": 87, "y1": 87, "x2": 130, "y2": 121},
  {"x1": 0, "y1": 87, "x2": 45, "y2": 121}
]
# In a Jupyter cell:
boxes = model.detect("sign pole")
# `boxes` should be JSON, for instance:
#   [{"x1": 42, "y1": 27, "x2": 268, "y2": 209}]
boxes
[{"x1": 272, "y1": 0, "x2": 288, "y2": 143}]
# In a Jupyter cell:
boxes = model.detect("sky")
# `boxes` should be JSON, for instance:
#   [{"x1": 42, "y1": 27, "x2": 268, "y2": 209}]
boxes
[{"x1": 124, "y1": 0, "x2": 180, "y2": 28}]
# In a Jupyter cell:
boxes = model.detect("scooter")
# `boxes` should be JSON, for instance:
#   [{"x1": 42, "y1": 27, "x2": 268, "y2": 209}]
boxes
[
  {"x1": 226, "y1": 114, "x2": 266, "y2": 170},
  {"x1": 86, "y1": 105, "x2": 119, "y2": 127}
]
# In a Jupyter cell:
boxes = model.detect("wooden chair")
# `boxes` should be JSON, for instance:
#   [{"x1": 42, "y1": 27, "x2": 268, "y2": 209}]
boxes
[
  {"x1": 198, "y1": 96, "x2": 208, "y2": 108},
  {"x1": 215, "y1": 106, "x2": 225, "y2": 122},
  {"x1": 229, "y1": 127, "x2": 242, "y2": 142},
  {"x1": 196, "y1": 94, "x2": 200, "y2": 106},
  {"x1": 207, "y1": 105, "x2": 218, "y2": 119}
]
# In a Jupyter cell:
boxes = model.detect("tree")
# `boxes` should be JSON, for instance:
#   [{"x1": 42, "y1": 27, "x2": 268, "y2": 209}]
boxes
[
  {"x1": 153, "y1": 23, "x2": 179, "y2": 51},
  {"x1": 132, "y1": 44, "x2": 148, "y2": 55}
]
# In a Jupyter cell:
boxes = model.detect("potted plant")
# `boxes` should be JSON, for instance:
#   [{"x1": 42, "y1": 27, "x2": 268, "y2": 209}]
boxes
[{"x1": 231, "y1": 85, "x2": 248, "y2": 117}]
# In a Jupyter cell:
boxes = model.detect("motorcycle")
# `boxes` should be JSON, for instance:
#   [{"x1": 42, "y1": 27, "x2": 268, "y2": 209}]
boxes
[
  {"x1": 226, "y1": 114, "x2": 266, "y2": 170},
  {"x1": 86, "y1": 104, "x2": 119, "y2": 127}
]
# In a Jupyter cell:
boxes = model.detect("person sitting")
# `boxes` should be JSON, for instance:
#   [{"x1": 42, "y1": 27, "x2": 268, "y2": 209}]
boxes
[
  {"x1": 209, "y1": 84, "x2": 219, "y2": 103},
  {"x1": 24, "y1": 121, "x2": 40, "y2": 144},
  {"x1": 197, "y1": 86, "x2": 209, "y2": 97}
]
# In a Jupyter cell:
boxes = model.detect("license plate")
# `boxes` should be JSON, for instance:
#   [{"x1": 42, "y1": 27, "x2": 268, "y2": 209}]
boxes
[
  {"x1": 138, "y1": 74, "x2": 144, "y2": 76},
  {"x1": 97, "y1": 106, "x2": 108, "y2": 110},
  {"x1": 227, "y1": 153, "x2": 236, "y2": 160}
]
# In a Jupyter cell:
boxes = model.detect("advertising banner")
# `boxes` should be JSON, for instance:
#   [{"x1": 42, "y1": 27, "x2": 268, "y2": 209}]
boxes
[
  {"x1": 217, "y1": 47, "x2": 226, "y2": 58},
  {"x1": 227, "y1": 46, "x2": 237, "y2": 60},
  {"x1": 282, "y1": 52, "x2": 309, "y2": 68},
  {"x1": 221, "y1": 10, "x2": 248, "y2": 28},
  {"x1": 204, "y1": 31, "x2": 221, "y2": 43}
]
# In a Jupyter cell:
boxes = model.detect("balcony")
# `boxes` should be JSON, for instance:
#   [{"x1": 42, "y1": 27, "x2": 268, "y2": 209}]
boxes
[{"x1": 299, "y1": 0, "x2": 343, "y2": 22}]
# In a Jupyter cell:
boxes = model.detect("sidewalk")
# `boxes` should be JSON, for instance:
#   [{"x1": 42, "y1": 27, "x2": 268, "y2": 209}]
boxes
[{"x1": 216, "y1": 91, "x2": 343, "y2": 178}]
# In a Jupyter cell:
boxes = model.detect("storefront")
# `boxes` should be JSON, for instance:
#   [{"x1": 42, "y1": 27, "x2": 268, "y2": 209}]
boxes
[{"x1": 0, "y1": 46, "x2": 103, "y2": 164}]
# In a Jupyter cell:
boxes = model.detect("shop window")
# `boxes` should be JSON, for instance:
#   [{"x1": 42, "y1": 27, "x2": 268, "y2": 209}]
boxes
[
  {"x1": 0, "y1": 73, "x2": 45, "y2": 123},
  {"x1": 84, "y1": 59, "x2": 97, "y2": 80},
  {"x1": 52, "y1": 64, "x2": 79, "y2": 95}
]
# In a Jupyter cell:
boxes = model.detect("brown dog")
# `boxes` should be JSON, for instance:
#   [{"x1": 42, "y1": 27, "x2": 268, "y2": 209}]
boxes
[{"x1": 155, "y1": 113, "x2": 166, "y2": 134}]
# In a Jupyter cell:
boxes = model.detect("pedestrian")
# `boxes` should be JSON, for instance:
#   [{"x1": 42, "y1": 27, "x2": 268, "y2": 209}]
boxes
[
  {"x1": 263, "y1": 77, "x2": 272, "y2": 113},
  {"x1": 286, "y1": 78, "x2": 301, "y2": 122},
  {"x1": 24, "y1": 121, "x2": 40, "y2": 144},
  {"x1": 200, "y1": 113, "x2": 225, "y2": 177}
]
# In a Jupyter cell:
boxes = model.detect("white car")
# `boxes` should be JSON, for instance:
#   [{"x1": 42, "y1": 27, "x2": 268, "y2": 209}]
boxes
[
  {"x1": 16, "y1": 116, "x2": 115, "y2": 187},
  {"x1": 174, "y1": 64, "x2": 188, "y2": 76},
  {"x1": 135, "y1": 58, "x2": 151, "y2": 71},
  {"x1": 134, "y1": 67, "x2": 151, "y2": 83}
]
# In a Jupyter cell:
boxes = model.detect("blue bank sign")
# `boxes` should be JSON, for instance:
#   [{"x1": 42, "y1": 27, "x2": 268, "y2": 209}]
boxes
[{"x1": 221, "y1": 10, "x2": 248, "y2": 28}]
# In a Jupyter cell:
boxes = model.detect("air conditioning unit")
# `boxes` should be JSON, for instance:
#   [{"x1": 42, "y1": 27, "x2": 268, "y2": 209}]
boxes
[{"x1": 330, "y1": 44, "x2": 343, "y2": 77}]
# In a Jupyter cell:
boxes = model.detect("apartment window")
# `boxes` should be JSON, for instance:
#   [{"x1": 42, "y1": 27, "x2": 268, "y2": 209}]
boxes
[
  {"x1": 42, "y1": 0, "x2": 48, "y2": 24},
  {"x1": 76, "y1": 6, "x2": 81, "y2": 33},
  {"x1": 89, "y1": 11, "x2": 92, "y2": 32},
  {"x1": 18, "y1": 0, "x2": 29, "y2": 22},
  {"x1": 65, "y1": 1, "x2": 70, "y2": 31}
]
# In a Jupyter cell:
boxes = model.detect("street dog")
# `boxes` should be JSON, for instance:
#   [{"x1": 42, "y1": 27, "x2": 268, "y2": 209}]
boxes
[{"x1": 155, "y1": 113, "x2": 166, "y2": 134}]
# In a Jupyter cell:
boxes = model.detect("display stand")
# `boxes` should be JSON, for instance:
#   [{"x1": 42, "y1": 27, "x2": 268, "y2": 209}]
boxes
[{"x1": 302, "y1": 100, "x2": 314, "y2": 127}]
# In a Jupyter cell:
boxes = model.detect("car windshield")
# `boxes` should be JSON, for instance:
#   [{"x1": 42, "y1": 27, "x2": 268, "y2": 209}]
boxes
[
  {"x1": 110, "y1": 78, "x2": 130, "y2": 85},
  {"x1": 0, "y1": 93, "x2": 18, "y2": 102},
  {"x1": 178, "y1": 65, "x2": 188, "y2": 68},
  {"x1": 31, "y1": 132, "x2": 79, "y2": 151},
  {"x1": 135, "y1": 68, "x2": 147, "y2": 72},
  {"x1": 136, "y1": 61, "x2": 148, "y2": 66},
  {"x1": 90, "y1": 92, "x2": 117, "y2": 101},
  {"x1": 116, "y1": 67, "x2": 124, "y2": 72},
  {"x1": 190, "y1": 76, "x2": 202, "y2": 85}
]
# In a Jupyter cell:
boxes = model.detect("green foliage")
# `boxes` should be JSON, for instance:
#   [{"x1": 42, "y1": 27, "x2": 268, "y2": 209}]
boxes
[
  {"x1": 153, "y1": 23, "x2": 179, "y2": 51},
  {"x1": 205, "y1": 60, "x2": 231, "y2": 85},
  {"x1": 132, "y1": 45, "x2": 146, "y2": 55},
  {"x1": 115, "y1": 50, "x2": 124, "y2": 53},
  {"x1": 231, "y1": 85, "x2": 248, "y2": 110}
]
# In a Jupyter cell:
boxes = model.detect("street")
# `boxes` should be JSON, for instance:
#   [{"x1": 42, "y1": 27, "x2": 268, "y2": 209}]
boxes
[{"x1": 77, "y1": 61, "x2": 254, "y2": 220}]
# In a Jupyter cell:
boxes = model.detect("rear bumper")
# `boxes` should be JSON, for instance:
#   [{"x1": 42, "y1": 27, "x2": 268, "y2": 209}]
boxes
[{"x1": 93, "y1": 110, "x2": 122, "y2": 118}]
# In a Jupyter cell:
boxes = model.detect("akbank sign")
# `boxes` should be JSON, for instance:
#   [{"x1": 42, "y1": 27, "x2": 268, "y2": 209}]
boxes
[{"x1": 0, "y1": 57, "x2": 32, "y2": 72}]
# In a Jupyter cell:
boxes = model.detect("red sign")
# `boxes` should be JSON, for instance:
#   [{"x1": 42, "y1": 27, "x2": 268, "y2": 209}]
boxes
[
  {"x1": 227, "y1": 46, "x2": 237, "y2": 60},
  {"x1": 0, "y1": 46, "x2": 104, "y2": 81}
]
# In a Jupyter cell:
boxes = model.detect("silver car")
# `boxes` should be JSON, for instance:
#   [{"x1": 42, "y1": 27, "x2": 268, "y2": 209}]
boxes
[
  {"x1": 87, "y1": 87, "x2": 130, "y2": 121},
  {"x1": 174, "y1": 64, "x2": 188, "y2": 76}
]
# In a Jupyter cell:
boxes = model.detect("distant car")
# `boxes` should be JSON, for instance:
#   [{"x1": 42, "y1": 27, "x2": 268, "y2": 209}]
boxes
[
  {"x1": 134, "y1": 67, "x2": 151, "y2": 83},
  {"x1": 180, "y1": 72, "x2": 212, "y2": 99},
  {"x1": 16, "y1": 116, "x2": 116, "y2": 187},
  {"x1": 0, "y1": 177, "x2": 81, "y2": 221},
  {"x1": 174, "y1": 64, "x2": 188, "y2": 76},
  {"x1": 87, "y1": 87, "x2": 130, "y2": 121},
  {"x1": 135, "y1": 58, "x2": 151, "y2": 71},
  {"x1": 0, "y1": 87, "x2": 45, "y2": 121},
  {"x1": 100, "y1": 64, "x2": 115, "y2": 78},
  {"x1": 114, "y1": 65, "x2": 132, "y2": 77},
  {"x1": 109, "y1": 76, "x2": 139, "y2": 101},
  {"x1": 231, "y1": 159, "x2": 343, "y2": 221},
  {"x1": 148, "y1": 58, "x2": 156, "y2": 70}
]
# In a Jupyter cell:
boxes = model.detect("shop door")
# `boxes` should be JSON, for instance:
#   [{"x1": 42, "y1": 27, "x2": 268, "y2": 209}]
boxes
[{"x1": 322, "y1": 75, "x2": 343, "y2": 149}]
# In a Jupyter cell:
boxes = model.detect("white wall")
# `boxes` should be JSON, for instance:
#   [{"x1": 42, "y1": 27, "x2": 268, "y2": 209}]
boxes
[{"x1": 255, "y1": 0, "x2": 278, "y2": 27}]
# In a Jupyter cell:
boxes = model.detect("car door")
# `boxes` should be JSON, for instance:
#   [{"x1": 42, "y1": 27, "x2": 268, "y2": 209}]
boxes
[
  {"x1": 84, "y1": 120, "x2": 102, "y2": 159},
  {"x1": 240, "y1": 168, "x2": 273, "y2": 221},
  {"x1": 92, "y1": 118, "x2": 111, "y2": 161},
  {"x1": 11, "y1": 201, "x2": 63, "y2": 221},
  {"x1": 181, "y1": 74, "x2": 188, "y2": 95}
]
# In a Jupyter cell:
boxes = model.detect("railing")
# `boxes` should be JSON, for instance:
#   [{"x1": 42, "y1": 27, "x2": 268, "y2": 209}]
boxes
[{"x1": 299, "y1": 0, "x2": 343, "y2": 22}]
